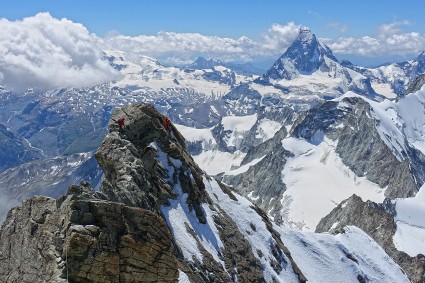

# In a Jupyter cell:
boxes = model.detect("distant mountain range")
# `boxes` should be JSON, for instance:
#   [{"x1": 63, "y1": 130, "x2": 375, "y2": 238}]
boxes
[{"x1": 1, "y1": 25, "x2": 425, "y2": 282}]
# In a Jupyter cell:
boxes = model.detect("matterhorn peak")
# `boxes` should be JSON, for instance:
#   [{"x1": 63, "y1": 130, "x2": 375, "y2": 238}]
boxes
[{"x1": 264, "y1": 26, "x2": 339, "y2": 80}]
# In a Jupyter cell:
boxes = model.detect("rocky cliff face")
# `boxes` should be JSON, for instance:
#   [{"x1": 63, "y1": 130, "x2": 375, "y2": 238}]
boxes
[
  {"x1": 316, "y1": 195, "x2": 425, "y2": 283},
  {"x1": 0, "y1": 103, "x2": 411, "y2": 283},
  {"x1": 0, "y1": 183, "x2": 179, "y2": 283},
  {"x1": 406, "y1": 73, "x2": 425, "y2": 94},
  {"x1": 221, "y1": 126, "x2": 292, "y2": 224}
]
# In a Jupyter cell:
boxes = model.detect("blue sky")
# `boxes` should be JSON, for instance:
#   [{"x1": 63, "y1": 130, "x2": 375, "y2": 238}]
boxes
[{"x1": 2, "y1": 0, "x2": 423, "y2": 38}]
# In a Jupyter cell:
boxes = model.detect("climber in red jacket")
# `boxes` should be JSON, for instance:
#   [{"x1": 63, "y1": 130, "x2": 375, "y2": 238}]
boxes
[
  {"x1": 118, "y1": 117, "x2": 125, "y2": 130},
  {"x1": 163, "y1": 116, "x2": 171, "y2": 131}
]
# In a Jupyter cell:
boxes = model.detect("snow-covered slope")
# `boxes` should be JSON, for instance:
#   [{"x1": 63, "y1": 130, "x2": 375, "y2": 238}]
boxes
[
  {"x1": 394, "y1": 184, "x2": 425, "y2": 256},
  {"x1": 343, "y1": 51, "x2": 425, "y2": 98},
  {"x1": 279, "y1": 137, "x2": 385, "y2": 230},
  {"x1": 280, "y1": 226, "x2": 408, "y2": 283},
  {"x1": 105, "y1": 50, "x2": 255, "y2": 99}
]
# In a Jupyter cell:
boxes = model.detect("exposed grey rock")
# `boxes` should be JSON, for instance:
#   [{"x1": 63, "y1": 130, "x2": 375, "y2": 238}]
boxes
[
  {"x1": 406, "y1": 73, "x2": 425, "y2": 95},
  {"x1": 292, "y1": 96, "x2": 424, "y2": 198},
  {"x1": 96, "y1": 103, "x2": 208, "y2": 224},
  {"x1": 0, "y1": 183, "x2": 180, "y2": 283},
  {"x1": 222, "y1": 126, "x2": 292, "y2": 224},
  {"x1": 0, "y1": 196, "x2": 63, "y2": 283},
  {"x1": 316, "y1": 194, "x2": 425, "y2": 283}
]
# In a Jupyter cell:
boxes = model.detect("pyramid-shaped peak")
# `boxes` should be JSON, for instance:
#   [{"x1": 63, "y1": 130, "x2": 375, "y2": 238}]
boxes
[{"x1": 264, "y1": 26, "x2": 339, "y2": 80}]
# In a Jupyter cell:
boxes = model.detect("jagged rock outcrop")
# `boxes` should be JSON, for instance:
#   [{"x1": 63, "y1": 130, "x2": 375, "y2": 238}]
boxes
[
  {"x1": 316, "y1": 195, "x2": 425, "y2": 283},
  {"x1": 0, "y1": 182, "x2": 179, "y2": 283},
  {"x1": 96, "y1": 104, "x2": 208, "y2": 223},
  {"x1": 0, "y1": 103, "x2": 308, "y2": 283},
  {"x1": 406, "y1": 73, "x2": 425, "y2": 95},
  {"x1": 221, "y1": 126, "x2": 292, "y2": 224}
]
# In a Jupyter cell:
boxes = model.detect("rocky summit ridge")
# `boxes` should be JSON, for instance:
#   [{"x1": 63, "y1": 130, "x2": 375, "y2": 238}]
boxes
[
  {"x1": 0, "y1": 103, "x2": 306, "y2": 282},
  {"x1": 0, "y1": 103, "x2": 411, "y2": 283}
]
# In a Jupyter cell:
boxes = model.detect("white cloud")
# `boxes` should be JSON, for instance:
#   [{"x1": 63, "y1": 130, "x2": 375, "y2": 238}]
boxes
[
  {"x1": 101, "y1": 22, "x2": 300, "y2": 65},
  {"x1": 102, "y1": 31, "x2": 259, "y2": 65},
  {"x1": 322, "y1": 20, "x2": 425, "y2": 57},
  {"x1": 262, "y1": 22, "x2": 300, "y2": 51},
  {"x1": 0, "y1": 12, "x2": 121, "y2": 90}
]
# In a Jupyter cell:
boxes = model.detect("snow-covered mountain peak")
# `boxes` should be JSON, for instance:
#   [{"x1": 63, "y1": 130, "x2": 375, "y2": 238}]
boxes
[{"x1": 264, "y1": 27, "x2": 338, "y2": 80}]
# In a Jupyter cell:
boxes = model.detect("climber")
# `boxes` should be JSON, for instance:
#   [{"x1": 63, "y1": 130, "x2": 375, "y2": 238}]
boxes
[
  {"x1": 163, "y1": 116, "x2": 171, "y2": 132},
  {"x1": 118, "y1": 117, "x2": 125, "y2": 130}
]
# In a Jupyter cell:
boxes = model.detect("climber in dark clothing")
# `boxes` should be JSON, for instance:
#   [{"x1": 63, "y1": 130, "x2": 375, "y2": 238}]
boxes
[{"x1": 118, "y1": 117, "x2": 125, "y2": 130}]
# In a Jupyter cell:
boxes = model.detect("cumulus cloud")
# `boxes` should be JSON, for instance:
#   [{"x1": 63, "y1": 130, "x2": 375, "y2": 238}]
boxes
[
  {"x1": 102, "y1": 19, "x2": 425, "y2": 66},
  {"x1": 101, "y1": 22, "x2": 300, "y2": 65},
  {"x1": 0, "y1": 12, "x2": 121, "y2": 90},
  {"x1": 102, "y1": 32, "x2": 259, "y2": 65},
  {"x1": 262, "y1": 22, "x2": 300, "y2": 50},
  {"x1": 322, "y1": 20, "x2": 425, "y2": 57}
]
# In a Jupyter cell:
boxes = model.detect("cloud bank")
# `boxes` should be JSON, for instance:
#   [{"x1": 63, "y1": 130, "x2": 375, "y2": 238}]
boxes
[
  {"x1": 101, "y1": 22, "x2": 301, "y2": 65},
  {"x1": 322, "y1": 21, "x2": 425, "y2": 57},
  {"x1": 1, "y1": 13, "x2": 425, "y2": 90},
  {"x1": 0, "y1": 12, "x2": 121, "y2": 90},
  {"x1": 102, "y1": 20, "x2": 425, "y2": 65}
]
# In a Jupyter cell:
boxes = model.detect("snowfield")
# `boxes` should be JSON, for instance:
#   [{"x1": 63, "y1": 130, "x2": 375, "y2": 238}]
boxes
[
  {"x1": 394, "y1": 184, "x2": 425, "y2": 256},
  {"x1": 193, "y1": 150, "x2": 246, "y2": 175},
  {"x1": 279, "y1": 226, "x2": 409, "y2": 283},
  {"x1": 280, "y1": 137, "x2": 385, "y2": 231}
]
